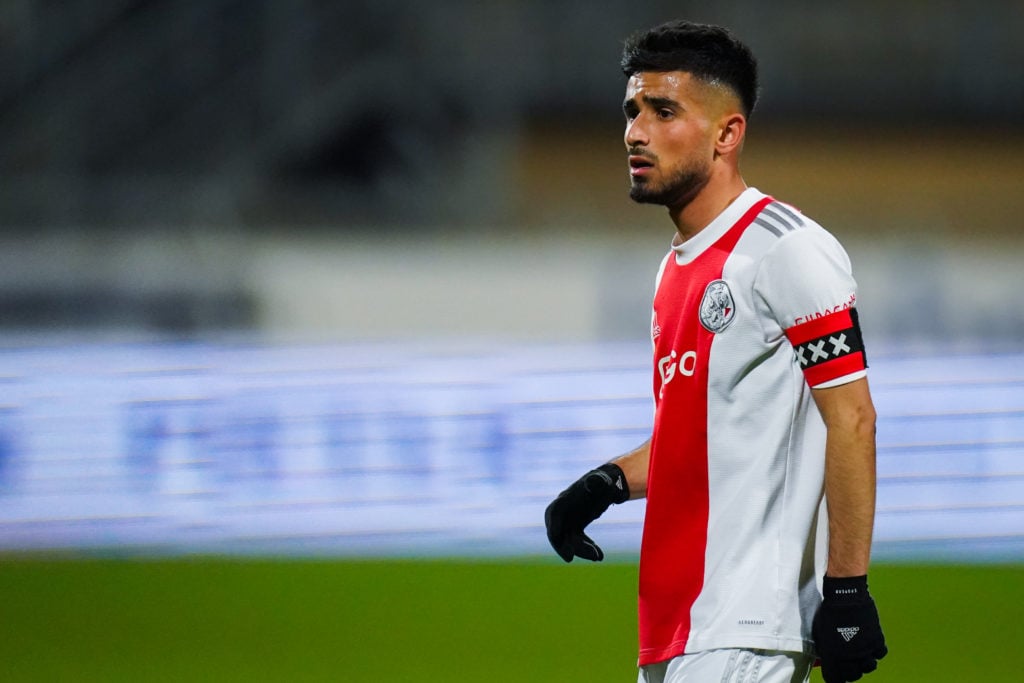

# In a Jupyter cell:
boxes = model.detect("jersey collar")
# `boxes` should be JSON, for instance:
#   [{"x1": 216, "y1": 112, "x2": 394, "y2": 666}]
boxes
[{"x1": 671, "y1": 187, "x2": 767, "y2": 265}]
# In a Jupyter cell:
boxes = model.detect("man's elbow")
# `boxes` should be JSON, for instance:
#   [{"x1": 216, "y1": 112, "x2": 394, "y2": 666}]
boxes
[
  {"x1": 823, "y1": 397, "x2": 876, "y2": 439},
  {"x1": 853, "y1": 401, "x2": 877, "y2": 439}
]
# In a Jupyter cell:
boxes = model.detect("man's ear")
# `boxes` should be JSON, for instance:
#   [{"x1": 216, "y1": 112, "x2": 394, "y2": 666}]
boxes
[{"x1": 715, "y1": 113, "x2": 746, "y2": 157}]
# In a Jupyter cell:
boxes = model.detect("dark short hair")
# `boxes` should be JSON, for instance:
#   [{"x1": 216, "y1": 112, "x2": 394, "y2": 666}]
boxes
[{"x1": 621, "y1": 20, "x2": 759, "y2": 118}]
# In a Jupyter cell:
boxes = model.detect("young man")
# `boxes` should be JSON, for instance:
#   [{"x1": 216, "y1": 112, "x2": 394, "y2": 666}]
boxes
[{"x1": 544, "y1": 21, "x2": 887, "y2": 683}]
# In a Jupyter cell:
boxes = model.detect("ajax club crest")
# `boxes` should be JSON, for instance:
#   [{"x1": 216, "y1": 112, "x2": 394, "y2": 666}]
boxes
[{"x1": 699, "y1": 279, "x2": 736, "y2": 333}]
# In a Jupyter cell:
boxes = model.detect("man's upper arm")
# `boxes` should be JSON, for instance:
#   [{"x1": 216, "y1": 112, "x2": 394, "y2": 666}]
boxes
[{"x1": 812, "y1": 376, "x2": 876, "y2": 431}]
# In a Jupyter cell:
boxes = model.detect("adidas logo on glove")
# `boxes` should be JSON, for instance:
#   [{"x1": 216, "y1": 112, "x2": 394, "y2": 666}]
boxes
[{"x1": 837, "y1": 627, "x2": 860, "y2": 642}]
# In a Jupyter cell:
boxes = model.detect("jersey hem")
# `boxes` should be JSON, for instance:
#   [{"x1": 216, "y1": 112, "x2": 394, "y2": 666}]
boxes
[
  {"x1": 811, "y1": 368, "x2": 867, "y2": 389},
  {"x1": 638, "y1": 635, "x2": 813, "y2": 667}
]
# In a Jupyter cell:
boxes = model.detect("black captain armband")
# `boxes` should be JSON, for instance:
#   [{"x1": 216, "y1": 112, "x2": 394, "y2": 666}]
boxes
[{"x1": 785, "y1": 308, "x2": 867, "y2": 387}]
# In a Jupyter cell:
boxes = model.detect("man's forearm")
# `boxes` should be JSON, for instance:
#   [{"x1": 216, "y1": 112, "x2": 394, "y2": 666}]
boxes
[
  {"x1": 813, "y1": 379, "x2": 878, "y2": 577},
  {"x1": 823, "y1": 419, "x2": 876, "y2": 576},
  {"x1": 611, "y1": 439, "x2": 651, "y2": 500}
]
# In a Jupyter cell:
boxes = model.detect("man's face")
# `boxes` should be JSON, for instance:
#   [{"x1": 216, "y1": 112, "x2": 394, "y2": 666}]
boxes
[{"x1": 622, "y1": 71, "x2": 720, "y2": 207}]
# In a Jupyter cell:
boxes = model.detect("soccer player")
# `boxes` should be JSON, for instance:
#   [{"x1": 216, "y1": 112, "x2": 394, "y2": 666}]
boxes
[{"x1": 544, "y1": 20, "x2": 887, "y2": 683}]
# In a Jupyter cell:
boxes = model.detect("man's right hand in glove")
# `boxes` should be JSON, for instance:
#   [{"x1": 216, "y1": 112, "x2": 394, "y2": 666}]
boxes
[{"x1": 544, "y1": 463, "x2": 630, "y2": 562}]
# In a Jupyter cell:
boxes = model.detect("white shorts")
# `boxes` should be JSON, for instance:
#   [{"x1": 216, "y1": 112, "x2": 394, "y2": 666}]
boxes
[{"x1": 638, "y1": 649, "x2": 813, "y2": 683}]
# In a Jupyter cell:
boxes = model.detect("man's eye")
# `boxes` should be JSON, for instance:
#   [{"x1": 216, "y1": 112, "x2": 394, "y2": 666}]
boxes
[{"x1": 657, "y1": 109, "x2": 674, "y2": 119}]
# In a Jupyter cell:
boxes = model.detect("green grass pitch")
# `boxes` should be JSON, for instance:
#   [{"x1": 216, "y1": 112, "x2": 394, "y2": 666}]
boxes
[{"x1": 0, "y1": 557, "x2": 1019, "y2": 681}]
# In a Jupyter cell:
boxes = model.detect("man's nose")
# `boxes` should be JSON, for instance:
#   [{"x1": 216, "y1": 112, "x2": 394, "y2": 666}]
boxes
[{"x1": 625, "y1": 116, "x2": 649, "y2": 148}]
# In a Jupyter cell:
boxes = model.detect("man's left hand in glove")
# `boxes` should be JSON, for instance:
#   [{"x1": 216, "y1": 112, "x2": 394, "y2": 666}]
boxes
[{"x1": 812, "y1": 574, "x2": 888, "y2": 683}]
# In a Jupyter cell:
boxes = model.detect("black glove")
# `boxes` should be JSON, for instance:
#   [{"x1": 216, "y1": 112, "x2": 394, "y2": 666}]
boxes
[
  {"x1": 544, "y1": 463, "x2": 629, "y2": 562},
  {"x1": 813, "y1": 575, "x2": 888, "y2": 683}
]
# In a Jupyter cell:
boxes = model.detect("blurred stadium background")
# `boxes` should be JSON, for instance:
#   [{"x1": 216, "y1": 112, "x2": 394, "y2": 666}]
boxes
[{"x1": 1, "y1": 1, "x2": 1022, "y2": 681}]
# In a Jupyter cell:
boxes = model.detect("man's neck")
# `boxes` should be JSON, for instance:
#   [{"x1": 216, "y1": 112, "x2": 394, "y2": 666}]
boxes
[{"x1": 669, "y1": 176, "x2": 749, "y2": 243}]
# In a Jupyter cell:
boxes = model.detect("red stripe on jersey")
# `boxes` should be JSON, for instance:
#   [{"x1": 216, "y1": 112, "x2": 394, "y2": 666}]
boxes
[
  {"x1": 803, "y1": 351, "x2": 867, "y2": 387},
  {"x1": 639, "y1": 195, "x2": 773, "y2": 666},
  {"x1": 784, "y1": 308, "x2": 854, "y2": 346}
]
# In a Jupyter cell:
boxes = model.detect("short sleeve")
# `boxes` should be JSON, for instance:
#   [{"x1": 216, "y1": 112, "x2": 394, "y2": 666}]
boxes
[{"x1": 754, "y1": 226, "x2": 867, "y2": 388}]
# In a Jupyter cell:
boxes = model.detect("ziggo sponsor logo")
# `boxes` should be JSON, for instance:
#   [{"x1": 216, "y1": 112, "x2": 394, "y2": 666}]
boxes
[{"x1": 657, "y1": 349, "x2": 697, "y2": 398}]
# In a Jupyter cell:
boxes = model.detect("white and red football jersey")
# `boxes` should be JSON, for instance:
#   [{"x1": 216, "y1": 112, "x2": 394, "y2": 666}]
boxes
[{"x1": 639, "y1": 187, "x2": 866, "y2": 665}]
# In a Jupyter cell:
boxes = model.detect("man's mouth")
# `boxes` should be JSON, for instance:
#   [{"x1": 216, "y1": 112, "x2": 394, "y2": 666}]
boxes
[{"x1": 629, "y1": 155, "x2": 655, "y2": 177}]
